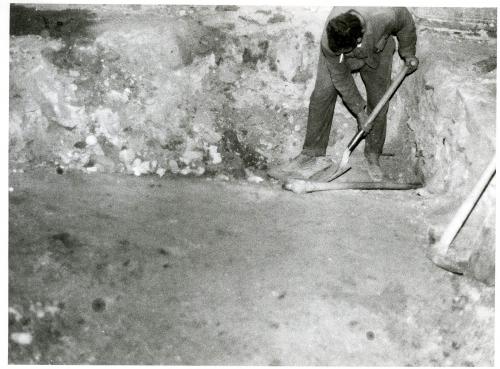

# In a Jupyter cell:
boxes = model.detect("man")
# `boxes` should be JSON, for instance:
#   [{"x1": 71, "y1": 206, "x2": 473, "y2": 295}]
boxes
[{"x1": 272, "y1": 7, "x2": 418, "y2": 181}]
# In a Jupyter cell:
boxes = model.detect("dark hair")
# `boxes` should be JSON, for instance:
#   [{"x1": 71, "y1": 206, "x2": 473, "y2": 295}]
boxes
[{"x1": 326, "y1": 13, "x2": 363, "y2": 52}]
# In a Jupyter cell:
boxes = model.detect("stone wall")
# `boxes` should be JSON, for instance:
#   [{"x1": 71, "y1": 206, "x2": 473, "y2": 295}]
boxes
[
  {"x1": 392, "y1": 28, "x2": 496, "y2": 194},
  {"x1": 411, "y1": 7, "x2": 496, "y2": 26}
]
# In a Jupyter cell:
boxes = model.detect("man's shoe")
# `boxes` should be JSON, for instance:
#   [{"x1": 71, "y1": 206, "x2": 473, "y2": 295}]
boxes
[
  {"x1": 365, "y1": 155, "x2": 384, "y2": 181},
  {"x1": 268, "y1": 153, "x2": 312, "y2": 180},
  {"x1": 288, "y1": 156, "x2": 333, "y2": 179},
  {"x1": 268, "y1": 153, "x2": 313, "y2": 179},
  {"x1": 268, "y1": 154, "x2": 332, "y2": 180},
  {"x1": 367, "y1": 163, "x2": 384, "y2": 181}
]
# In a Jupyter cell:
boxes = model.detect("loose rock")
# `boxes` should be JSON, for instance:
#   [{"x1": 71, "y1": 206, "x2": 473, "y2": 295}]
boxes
[
  {"x1": 85, "y1": 135, "x2": 98, "y2": 146},
  {"x1": 10, "y1": 332, "x2": 33, "y2": 345},
  {"x1": 156, "y1": 167, "x2": 166, "y2": 177}
]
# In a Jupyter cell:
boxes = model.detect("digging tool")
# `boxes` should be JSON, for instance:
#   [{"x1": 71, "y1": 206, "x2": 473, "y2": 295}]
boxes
[
  {"x1": 310, "y1": 63, "x2": 412, "y2": 182},
  {"x1": 284, "y1": 179, "x2": 422, "y2": 194},
  {"x1": 427, "y1": 155, "x2": 496, "y2": 272}
]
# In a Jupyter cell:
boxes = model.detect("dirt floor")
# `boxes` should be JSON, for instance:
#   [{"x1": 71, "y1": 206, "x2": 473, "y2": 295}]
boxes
[{"x1": 8, "y1": 166, "x2": 494, "y2": 365}]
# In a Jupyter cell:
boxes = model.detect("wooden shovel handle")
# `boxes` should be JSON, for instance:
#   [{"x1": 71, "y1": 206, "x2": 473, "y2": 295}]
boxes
[
  {"x1": 365, "y1": 65, "x2": 409, "y2": 128},
  {"x1": 284, "y1": 178, "x2": 422, "y2": 194},
  {"x1": 348, "y1": 65, "x2": 409, "y2": 152},
  {"x1": 431, "y1": 155, "x2": 496, "y2": 256}
]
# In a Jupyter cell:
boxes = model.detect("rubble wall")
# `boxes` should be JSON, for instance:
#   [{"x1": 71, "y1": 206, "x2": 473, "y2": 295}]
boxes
[
  {"x1": 9, "y1": 5, "x2": 497, "y2": 196},
  {"x1": 410, "y1": 7, "x2": 497, "y2": 27},
  {"x1": 393, "y1": 29, "x2": 496, "y2": 194}
]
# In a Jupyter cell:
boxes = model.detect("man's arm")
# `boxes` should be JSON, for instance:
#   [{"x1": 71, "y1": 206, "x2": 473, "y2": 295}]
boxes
[{"x1": 393, "y1": 7, "x2": 417, "y2": 60}]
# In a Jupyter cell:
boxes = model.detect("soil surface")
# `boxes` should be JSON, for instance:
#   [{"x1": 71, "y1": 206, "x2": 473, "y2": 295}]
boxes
[{"x1": 8, "y1": 167, "x2": 494, "y2": 365}]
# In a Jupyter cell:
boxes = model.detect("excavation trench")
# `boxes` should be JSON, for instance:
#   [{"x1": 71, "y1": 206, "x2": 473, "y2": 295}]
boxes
[{"x1": 9, "y1": 5, "x2": 496, "y2": 194}]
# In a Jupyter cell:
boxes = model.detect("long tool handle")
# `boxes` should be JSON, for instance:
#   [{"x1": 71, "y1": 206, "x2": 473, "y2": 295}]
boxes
[
  {"x1": 284, "y1": 178, "x2": 422, "y2": 194},
  {"x1": 347, "y1": 65, "x2": 409, "y2": 153},
  {"x1": 431, "y1": 155, "x2": 496, "y2": 256}
]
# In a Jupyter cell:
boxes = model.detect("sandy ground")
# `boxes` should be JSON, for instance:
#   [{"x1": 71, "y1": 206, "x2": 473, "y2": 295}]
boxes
[{"x1": 8, "y1": 167, "x2": 493, "y2": 365}]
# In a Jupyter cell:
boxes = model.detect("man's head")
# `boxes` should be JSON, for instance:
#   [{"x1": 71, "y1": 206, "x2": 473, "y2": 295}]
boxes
[{"x1": 326, "y1": 13, "x2": 363, "y2": 55}]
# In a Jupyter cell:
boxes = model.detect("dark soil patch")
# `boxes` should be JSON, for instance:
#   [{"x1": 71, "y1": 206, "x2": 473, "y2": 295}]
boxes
[{"x1": 10, "y1": 4, "x2": 97, "y2": 43}]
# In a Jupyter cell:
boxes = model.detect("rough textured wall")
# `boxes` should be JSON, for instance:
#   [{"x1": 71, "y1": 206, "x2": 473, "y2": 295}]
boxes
[
  {"x1": 9, "y1": 5, "x2": 324, "y2": 179},
  {"x1": 9, "y1": 5, "x2": 497, "y2": 196},
  {"x1": 393, "y1": 30, "x2": 496, "y2": 194},
  {"x1": 411, "y1": 7, "x2": 496, "y2": 27}
]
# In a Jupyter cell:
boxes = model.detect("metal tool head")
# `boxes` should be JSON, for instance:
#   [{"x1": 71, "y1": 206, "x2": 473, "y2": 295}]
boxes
[
  {"x1": 310, "y1": 148, "x2": 352, "y2": 182},
  {"x1": 326, "y1": 149, "x2": 352, "y2": 181},
  {"x1": 327, "y1": 165, "x2": 351, "y2": 182},
  {"x1": 283, "y1": 179, "x2": 308, "y2": 194}
]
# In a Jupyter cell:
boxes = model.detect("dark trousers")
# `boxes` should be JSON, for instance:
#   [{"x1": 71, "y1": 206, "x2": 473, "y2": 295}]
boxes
[{"x1": 302, "y1": 40, "x2": 395, "y2": 158}]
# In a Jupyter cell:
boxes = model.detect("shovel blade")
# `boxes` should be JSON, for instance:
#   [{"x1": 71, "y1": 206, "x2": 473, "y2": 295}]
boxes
[
  {"x1": 309, "y1": 149, "x2": 352, "y2": 182},
  {"x1": 310, "y1": 164, "x2": 351, "y2": 182}
]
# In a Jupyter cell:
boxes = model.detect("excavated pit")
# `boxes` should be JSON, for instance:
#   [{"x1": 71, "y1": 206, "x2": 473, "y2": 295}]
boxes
[{"x1": 9, "y1": 5, "x2": 496, "y2": 193}]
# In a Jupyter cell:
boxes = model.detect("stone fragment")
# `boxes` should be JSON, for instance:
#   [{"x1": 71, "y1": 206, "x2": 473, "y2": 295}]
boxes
[
  {"x1": 168, "y1": 160, "x2": 179, "y2": 174},
  {"x1": 215, "y1": 174, "x2": 229, "y2": 181},
  {"x1": 180, "y1": 149, "x2": 204, "y2": 165},
  {"x1": 150, "y1": 160, "x2": 158, "y2": 170},
  {"x1": 247, "y1": 174, "x2": 264, "y2": 183},
  {"x1": 131, "y1": 158, "x2": 151, "y2": 176},
  {"x1": 93, "y1": 108, "x2": 121, "y2": 142},
  {"x1": 156, "y1": 167, "x2": 166, "y2": 177},
  {"x1": 209, "y1": 145, "x2": 222, "y2": 164},
  {"x1": 10, "y1": 332, "x2": 32, "y2": 345},
  {"x1": 44, "y1": 304, "x2": 60, "y2": 315},
  {"x1": 245, "y1": 169, "x2": 264, "y2": 183},
  {"x1": 85, "y1": 135, "x2": 98, "y2": 146},
  {"x1": 8, "y1": 307, "x2": 23, "y2": 321},
  {"x1": 119, "y1": 148, "x2": 135, "y2": 165},
  {"x1": 193, "y1": 166, "x2": 206, "y2": 176}
]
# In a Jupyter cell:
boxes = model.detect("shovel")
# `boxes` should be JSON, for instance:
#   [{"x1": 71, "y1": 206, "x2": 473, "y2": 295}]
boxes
[
  {"x1": 426, "y1": 155, "x2": 496, "y2": 273},
  {"x1": 310, "y1": 64, "x2": 411, "y2": 182}
]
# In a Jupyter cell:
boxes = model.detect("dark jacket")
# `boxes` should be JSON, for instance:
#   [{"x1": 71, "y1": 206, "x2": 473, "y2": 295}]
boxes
[{"x1": 320, "y1": 7, "x2": 417, "y2": 114}]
